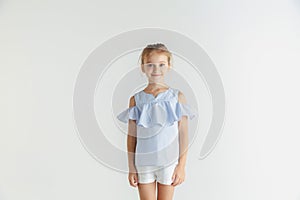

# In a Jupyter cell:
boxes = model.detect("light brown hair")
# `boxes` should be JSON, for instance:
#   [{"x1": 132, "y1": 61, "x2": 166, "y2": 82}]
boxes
[{"x1": 140, "y1": 43, "x2": 172, "y2": 65}]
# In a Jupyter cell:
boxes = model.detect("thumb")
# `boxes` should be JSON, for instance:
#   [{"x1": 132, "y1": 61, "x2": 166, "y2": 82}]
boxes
[
  {"x1": 172, "y1": 174, "x2": 175, "y2": 182},
  {"x1": 134, "y1": 174, "x2": 138, "y2": 183}
]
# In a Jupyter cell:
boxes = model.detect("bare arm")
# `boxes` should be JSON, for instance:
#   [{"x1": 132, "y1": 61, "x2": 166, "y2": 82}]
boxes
[
  {"x1": 127, "y1": 96, "x2": 137, "y2": 172},
  {"x1": 177, "y1": 91, "x2": 189, "y2": 168}
]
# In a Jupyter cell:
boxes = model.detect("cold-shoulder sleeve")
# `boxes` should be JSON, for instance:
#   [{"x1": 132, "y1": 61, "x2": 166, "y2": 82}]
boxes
[
  {"x1": 116, "y1": 106, "x2": 140, "y2": 123},
  {"x1": 176, "y1": 102, "x2": 198, "y2": 120},
  {"x1": 163, "y1": 101, "x2": 198, "y2": 126}
]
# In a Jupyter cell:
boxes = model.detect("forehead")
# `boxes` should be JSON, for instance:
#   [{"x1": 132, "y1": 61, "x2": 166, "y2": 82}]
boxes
[{"x1": 144, "y1": 52, "x2": 168, "y2": 63}]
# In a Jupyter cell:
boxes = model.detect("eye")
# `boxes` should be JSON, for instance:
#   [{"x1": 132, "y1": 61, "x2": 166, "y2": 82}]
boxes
[
  {"x1": 159, "y1": 63, "x2": 166, "y2": 67},
  {"x1": 145, "y1": 63, "x2": 154, "y2": 67}
]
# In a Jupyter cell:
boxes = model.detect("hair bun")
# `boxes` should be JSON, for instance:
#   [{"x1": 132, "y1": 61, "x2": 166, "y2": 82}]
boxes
[{"x1": 146, "y1": 43, "x2": 169, "y2": 52}]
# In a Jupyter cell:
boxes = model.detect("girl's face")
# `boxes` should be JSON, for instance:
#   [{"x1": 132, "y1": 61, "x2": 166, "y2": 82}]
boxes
[{"x1": 141, "y1": 53, "x2": 170, "y2": 84}]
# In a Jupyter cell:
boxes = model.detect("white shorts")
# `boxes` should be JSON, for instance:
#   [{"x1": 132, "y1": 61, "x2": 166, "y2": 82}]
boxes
[{"x1": 136, "y1": 162, "x2": 178, "y2": 185}]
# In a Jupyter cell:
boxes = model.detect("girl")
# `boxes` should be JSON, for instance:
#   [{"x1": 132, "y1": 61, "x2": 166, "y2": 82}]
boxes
[{"x1": 117, "y1": 43, "x2": 197, "y2": 200}]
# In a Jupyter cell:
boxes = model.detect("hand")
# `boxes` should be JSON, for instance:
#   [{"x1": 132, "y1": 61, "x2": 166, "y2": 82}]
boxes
[
  {"x1": 171, "y1": 164, "x2": 185, "y2": 186},
  {"x1": 128, "y1": 167, "x2": 139, "y2": 187}
]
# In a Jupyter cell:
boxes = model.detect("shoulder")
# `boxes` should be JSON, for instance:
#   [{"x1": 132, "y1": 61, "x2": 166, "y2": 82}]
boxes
[
  {"x1": 129, "y1": 95, "x2": 136, "y2": 107},
  {"x1": 178, "y1": 90, "x2": 187, "y2": 104}
]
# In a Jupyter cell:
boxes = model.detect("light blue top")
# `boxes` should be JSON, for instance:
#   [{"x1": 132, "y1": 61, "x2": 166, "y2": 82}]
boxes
[{"x1": 117, "y1": 87, "x2": 198, "y2": 167}]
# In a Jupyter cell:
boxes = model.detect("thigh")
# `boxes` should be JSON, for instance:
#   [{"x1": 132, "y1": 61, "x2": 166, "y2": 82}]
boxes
[
  {"x1": 138, "y1": 181, "x2": 156, "y2": 200},
  {"x1": 157, "y1": 182, "x2": 175, "y2": 200}
]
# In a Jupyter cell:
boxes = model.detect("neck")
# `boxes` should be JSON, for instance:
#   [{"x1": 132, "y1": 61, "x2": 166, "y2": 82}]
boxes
[{"x1": 147, "y1": 82, "x2": 168, "y2": 89}]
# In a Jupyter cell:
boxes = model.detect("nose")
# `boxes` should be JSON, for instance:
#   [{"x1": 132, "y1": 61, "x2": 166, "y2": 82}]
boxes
[
  {"x1": 153, "y1": 65, "x2": 160, "y2": 71},
  {"x1": 153, "y1": 68, "x2": 158, "y2": 73}
]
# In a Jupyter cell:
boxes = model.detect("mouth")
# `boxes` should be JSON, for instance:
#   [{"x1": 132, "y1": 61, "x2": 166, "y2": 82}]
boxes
[{"x1": 152, "y1": 74, "x2": 161, "y2": 76}]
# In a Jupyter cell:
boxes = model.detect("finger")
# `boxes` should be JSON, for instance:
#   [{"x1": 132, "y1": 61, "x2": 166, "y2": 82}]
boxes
[
  {"x1": 129, "y1": 177, "x2": 134, "y2": 187},
  {"x1": 129, "y1": 180, "x2": 134, "y2": 187},
  {"x1": 128, "y1": 176, "x2": 132, "y2": 185},
  {"x1": 177, "y1": 178, "x2": 181, "y2": 185},
  {"x1": 130, "y1": 176, "x2": 137, "y2": 187},
  {"x1": 173, "y1": 179, "x2": 180, "y2": 186},
  {"x1": 172, "y1": 176, "x2": 180, "y2": 186},
  {"x1": 172, "y1": 173, "x2": 176, "y2": 182},
  {"x1": 133, "y1": 175, "x2": 138, "y2": 186}
]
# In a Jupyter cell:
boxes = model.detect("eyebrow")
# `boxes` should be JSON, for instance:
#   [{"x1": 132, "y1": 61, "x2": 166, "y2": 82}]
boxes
[{"x1": 146, "y1": 61, "x2": 167, "y2": 63}]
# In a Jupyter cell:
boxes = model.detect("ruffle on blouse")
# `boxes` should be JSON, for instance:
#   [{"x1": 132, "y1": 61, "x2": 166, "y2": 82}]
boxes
[{"x1": 117, "y1": 101, "x2": 197, "y2": 128}]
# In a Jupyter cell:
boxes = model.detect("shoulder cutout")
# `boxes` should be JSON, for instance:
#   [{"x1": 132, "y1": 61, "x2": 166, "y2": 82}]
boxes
[
  {"x1": 178, "y1": 90, "x2": 187, "y2": 104},
  {"x1": 129, "y1": 96, "x2": 136, "y2": 108}
]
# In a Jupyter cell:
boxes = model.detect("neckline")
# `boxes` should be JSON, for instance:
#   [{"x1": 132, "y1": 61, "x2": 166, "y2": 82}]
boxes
[{"x1": 141, "y1": 87, "x2": 171, "y2": 99}]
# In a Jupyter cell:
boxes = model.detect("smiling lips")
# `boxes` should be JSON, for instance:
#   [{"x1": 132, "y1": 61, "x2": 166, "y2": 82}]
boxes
[{"x1": 152, "y1": 74, "x2": 161, "y2": 76}]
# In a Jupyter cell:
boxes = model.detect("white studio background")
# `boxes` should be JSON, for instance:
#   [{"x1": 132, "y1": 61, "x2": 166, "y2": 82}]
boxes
[{"x1": 1, "y1": 0, "x2": 300, "y2": 200}]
